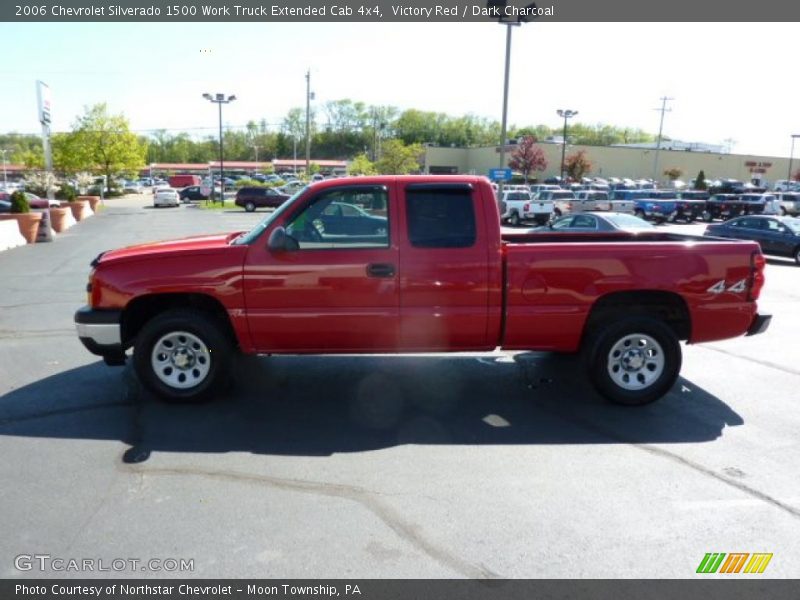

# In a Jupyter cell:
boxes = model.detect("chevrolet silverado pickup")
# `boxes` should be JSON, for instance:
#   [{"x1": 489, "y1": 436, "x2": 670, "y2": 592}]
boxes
[{"x1": 75, "y1": 176, "x2": 771, "y2": 406}]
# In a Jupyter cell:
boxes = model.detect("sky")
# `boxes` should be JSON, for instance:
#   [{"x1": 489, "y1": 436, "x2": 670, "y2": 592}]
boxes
[{"x1": 0, "y1": 21, "x2": 798, "y2": 158}]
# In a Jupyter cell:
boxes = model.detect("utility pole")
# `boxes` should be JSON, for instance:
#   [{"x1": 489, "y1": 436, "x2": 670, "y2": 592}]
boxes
[
  {"x1": 652, "y1": 96, "x2": 673, "y2": 184},
  {"x1": 305, "y1": 69, "x2": 312, "y2": 176},
  {"x1": 252, "y1": 144, "x2": 259, "y2": 164}
]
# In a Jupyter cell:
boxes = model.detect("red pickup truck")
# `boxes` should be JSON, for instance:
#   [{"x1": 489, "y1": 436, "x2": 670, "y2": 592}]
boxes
[{"x1": 74, "y1": 176, "x2": 770, "y2": 406}]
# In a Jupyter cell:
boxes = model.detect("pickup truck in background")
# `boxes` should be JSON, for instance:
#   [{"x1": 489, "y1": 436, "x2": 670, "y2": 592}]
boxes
[
  {"x1": 674, "y1": 190, "x2": 709, "y2": 222},
  {"x1": 499, "y1": 190, "x2": 550, "y2": 226},
  {"x1": 75, "y1": 176, "x2": 770, "y2": 407}
]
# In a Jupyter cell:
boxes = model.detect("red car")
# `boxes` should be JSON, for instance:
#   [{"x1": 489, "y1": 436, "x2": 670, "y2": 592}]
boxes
[
  {"x1": 75, "y1": 176, "x2": 769, "y2": 405},
  {"x1": 0, "y1": 192, "x2": 59, "y2": 210}
]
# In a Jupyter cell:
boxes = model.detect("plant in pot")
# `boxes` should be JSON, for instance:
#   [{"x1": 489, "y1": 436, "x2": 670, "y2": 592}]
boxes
[
  {"x1": 50, "y1": 184, "x2": 77, "y2": 232},
  {"x1": 0, "y1": 190, "x2": 42, "y2": 244},
  {"x1": 66, "y1": 186, "x2": 91, "y2": 221}
]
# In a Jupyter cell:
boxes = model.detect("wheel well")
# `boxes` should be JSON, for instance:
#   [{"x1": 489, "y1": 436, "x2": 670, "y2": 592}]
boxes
[
  {"x1": 121, "y1": 293, "x2": 239, "y2": 349},
  {"x1": 583, "y1": 291, "x2": 691, "y2": 342}
]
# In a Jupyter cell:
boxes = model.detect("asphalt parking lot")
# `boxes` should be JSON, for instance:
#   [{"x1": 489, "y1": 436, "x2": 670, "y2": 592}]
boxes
[{"x1": 0, "y1": 195, "x2": 798, "y2": 579}]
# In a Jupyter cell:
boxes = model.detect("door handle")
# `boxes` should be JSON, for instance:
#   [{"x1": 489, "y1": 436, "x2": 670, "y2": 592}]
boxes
[{"x1": 367, "y1": 263, "x2": 395, "y2": 278}]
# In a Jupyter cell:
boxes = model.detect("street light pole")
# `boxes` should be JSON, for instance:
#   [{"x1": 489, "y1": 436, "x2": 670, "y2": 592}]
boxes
[
  {"x1": 203, "y1": 92, "x2": 236, "y2": 203},
  {"x1": 556, "y1": 109, "x2": 578, "y2": 182},
  {"x1": 305, "y1": 69, "x2": 313, "y2": 176},
  {"x1": 488, "y1": 0, "x2": 537, "y2": 195},
  {"x1": 787, "y1": 134, "x2": 800, "y2": 185},
  {"x1": 0, "y1": 149, "x2": 8, "y2": 190},
  {"x1": 652, "y1": 96, "x2": 673, "y2": 183}
]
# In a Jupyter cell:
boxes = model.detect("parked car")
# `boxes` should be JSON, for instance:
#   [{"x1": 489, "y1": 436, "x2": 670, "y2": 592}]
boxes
[
  {"x1": 674, "y1": 191, "x2": 709, "y2": 222},
  {"x1": 0, "y1": 199, "x2": 11, "y2": 213},
  {"x1": 709, "y1": 179, "x2": 745, "y2": 195},
  {"x1": 179, "y1": 186, "x2": 210, "y2": 202},
  {"x1": 772, "y1": 180, "x2": 800, "y2": 192},
  {"x1": 123, "y1": 181, "x2": 144, "y2": 194},
  {"x1": 703, "y1": 194, "x2": 745, "y2": 222},
  {"x1": 317, "y1": 202, "x2": 388, "y2": 236},
  {"x1": 705, "y1": 215, "x2": 800, "y2": 264},
  {"x1": 277, "y1": 181, "x2": 306, "y2": 195},
  {"x1": 573, "y1": 190, "x2": 612, "y2": 212},
  {"x1": 533, "y1": 212, "x2": 655, "y2": 233},
  {"x1": 529, "y1": 184, "x2": 561, "y2": 195},
  {"x1": 538, "y1": 189, "x2": 573, "y2": 218},
  {"x1": 74, "y1": 175, "x2": 769, "y2": 406},
  {"x1": 153, "y1": 187, "x2": 180, "y2": 208},
  {"x1": 235, "y1": 187, "x2": 291, "y2": 212},
  {"x1": 739, "y1": 193, "x2": 779, "y2": 216},
  {"x1": 778, "y1": 192, "x2": 800, "y2": 217},
  {"x1": 0, "y1": 192, "x2": 59, "y2": 209}
]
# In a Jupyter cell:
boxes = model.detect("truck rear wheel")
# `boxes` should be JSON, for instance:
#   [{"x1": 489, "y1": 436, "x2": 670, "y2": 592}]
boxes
[
  {"x1": 584, "y1": 317, "x2": 681, "y2": 406},
  {"x1": 133, "y1": 309, "x2": 232, "y2": 403},
  {"x1": 509, "y1": 211, "x2": 521, "y2": 226}
]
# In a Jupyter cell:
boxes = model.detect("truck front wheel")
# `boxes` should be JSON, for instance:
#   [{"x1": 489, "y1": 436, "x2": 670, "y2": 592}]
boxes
[
  {"x1": 585, "y1": 317, "x2": 681, "y2": 406},
  {"x1": 133, "y1": 309, "x2": 233, "y2": 402}
]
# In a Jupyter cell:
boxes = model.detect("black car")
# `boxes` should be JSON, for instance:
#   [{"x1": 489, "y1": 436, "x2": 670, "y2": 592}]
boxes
[
  {"x1": 178, "y1": 186, "x2": 210, "y2": 202},
  {"x1": 675, "y1": 190, "x2": 709, "y2": 222},
  {"x1": 703, "y1": 194, "x2": 745, "y2": 222},
  {"x1": 705, "y1": 215, "x2": 800, "y2": 264},
  {"x1": 235, "y1": 187, "x2": 290, "y2": 212},
  {"x1": 708, "y1": 179, "x2": 746, "y2": 195}
]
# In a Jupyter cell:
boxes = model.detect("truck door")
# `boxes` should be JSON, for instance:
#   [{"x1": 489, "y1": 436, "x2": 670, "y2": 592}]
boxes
[
  {"x1": 242, "y1": 184, "x2": 400, "y2": 352},
  {"x1": 396, "y1": 182, "x2": 493, "y2": 351}
]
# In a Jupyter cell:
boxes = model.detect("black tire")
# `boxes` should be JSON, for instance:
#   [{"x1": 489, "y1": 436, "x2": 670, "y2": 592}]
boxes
[
  {"x1": 702, "y1": 211, "x2": 713, "y2": 223},
  {"x1": 781, "y1": 207, "x2": 787, "y2": 216},
  {"x1": 584, "y1": 316, "x2": 681, "y2": 406},
  {"x1": 244, "y1": 201, "x2": 256, "y2": 212},
  {"x1": 553, "y1": 208, "x2": 562, "y2": 218},
  {"x1": 509, "y1": 211, "x2": 521, "y2": 226},
  {"x1": 133, "y1": 309, "x2": 233, "y2": 403},
  {"x1": 794, "y1": 246, "x2": 800, "y2": 266},
  {"x1": 634, "y1": 209, "x2": 645, "y2": 219}
]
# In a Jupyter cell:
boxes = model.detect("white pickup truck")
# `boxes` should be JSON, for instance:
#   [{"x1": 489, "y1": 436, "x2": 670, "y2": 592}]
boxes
[{"x1": 499, "y1": 190, "x2": 553, "y2": 226}]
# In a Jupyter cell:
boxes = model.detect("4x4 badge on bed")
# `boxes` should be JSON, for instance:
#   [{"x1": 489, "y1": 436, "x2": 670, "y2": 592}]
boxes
[{"x1": 707, "y1": 279, "x2": 747, "y2": 294}]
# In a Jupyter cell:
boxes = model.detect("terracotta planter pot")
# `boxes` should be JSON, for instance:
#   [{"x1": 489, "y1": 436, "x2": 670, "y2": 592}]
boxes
[
  {"x1": 78, "y1": 195, "x2": 101, "y2": 211},
  {"x1": 0, "y1": 213, "x2": 43, "y2": 244},
  {"x1": 49, "y1": 207, "x2": 71, "y2": 233},
  {"x1": 68, "y1": 200, "x2": 91, "y2": 221}
]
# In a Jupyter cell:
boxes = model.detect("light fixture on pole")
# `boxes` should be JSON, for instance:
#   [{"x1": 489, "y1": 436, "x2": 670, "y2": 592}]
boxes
[
  {"x1": 487, "y1": 1, "x2": 538, "y2": 195},
  {"x1": 787, "y1": 134, "x2": 800, "y2": 185},
  {"x1": 202, "y1": 92, "x2": 236, "y2": 203},
  {"x1": 556, "y1": 109, "x2": 578, "y2": 181}
]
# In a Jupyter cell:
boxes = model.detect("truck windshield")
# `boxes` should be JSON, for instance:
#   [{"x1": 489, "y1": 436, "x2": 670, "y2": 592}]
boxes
[{"x1": 231, "y1": 188, "x2": 305, "y2": 245}]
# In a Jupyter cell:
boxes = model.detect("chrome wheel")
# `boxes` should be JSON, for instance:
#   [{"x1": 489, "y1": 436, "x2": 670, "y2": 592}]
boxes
[
  {"x1": 151, "y1": 331, "x2": 211, "y2": 389},
  {"x1": 607, "y1": 333, "x2": 664, "y2": 391}
]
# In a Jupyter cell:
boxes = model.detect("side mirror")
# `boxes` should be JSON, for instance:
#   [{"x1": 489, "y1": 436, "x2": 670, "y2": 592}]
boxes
[{"x1": 268, "y1": 226, "x2": 291, "y2": 251}]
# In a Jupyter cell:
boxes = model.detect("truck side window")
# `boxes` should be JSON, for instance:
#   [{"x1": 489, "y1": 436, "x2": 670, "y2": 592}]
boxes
[
  {"x1": 285, "y1": 188, "x2": 389, "y2": 250},
  {"x1": 406, "y1": 188, "x2": 476, "y2": 248}
]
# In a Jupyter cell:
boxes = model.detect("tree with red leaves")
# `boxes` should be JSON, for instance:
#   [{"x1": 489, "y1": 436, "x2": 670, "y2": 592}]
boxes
[{"x1": 508, "y1": 136, "x2": 547, "y2": 184}]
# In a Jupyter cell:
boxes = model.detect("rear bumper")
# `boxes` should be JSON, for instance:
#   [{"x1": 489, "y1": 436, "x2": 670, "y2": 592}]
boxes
[
  {"x1": 746, "y1": 313, "x2": 772, "y2": 337},
  {"x1": 74, "y1": 306, "x2": 124, "y2": 357}
]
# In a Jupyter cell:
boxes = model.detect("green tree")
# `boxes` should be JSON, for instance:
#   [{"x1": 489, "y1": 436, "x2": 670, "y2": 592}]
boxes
[
  {"x1": 564, "y1": 150, "x2": 592, "y2": 181},
  {"x1": 348, "y1": 153, "x2": 377, "y2": 176},
  {"x1": 55, "y1": 104, "x2": 146, "y2": 184},
  {"x1": 694, "y1": 170, "x2": 707, "y2": 190},
  {"x1": 376, "y1": 140, "x2": 423, "y2": 174}
]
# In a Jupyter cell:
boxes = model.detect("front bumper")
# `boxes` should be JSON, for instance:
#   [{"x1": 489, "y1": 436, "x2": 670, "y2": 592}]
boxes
[
  {"x1": 74, "y1": 306, "x2": 126, "y2": 363},
  {"x1": 746, "y1": 313, "x2": 772, "y2": 336}
]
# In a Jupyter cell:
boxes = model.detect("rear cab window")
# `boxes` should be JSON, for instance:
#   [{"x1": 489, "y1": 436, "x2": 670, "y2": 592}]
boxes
[{"x1": 405, "y1": 185, "x2": 476, "y2": 248}]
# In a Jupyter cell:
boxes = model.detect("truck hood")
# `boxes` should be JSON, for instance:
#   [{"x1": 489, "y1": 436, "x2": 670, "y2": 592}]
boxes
[{"x1": 98, "y1": 232, "x2": 241, "y2": 265}]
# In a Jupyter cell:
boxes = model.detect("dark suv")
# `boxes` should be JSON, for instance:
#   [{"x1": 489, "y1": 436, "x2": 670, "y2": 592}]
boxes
[{"x1": 235, "y1": 187, "x2": 290, "y2": 212}]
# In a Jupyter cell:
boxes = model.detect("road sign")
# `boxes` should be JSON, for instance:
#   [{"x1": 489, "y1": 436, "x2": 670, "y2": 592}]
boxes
[{"x1": 489, "y1": 168, "x2": 512, "y2": 181}]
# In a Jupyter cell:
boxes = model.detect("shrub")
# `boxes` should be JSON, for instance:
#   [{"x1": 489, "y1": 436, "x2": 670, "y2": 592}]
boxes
[
  {"x1": 10, "y1": 190, "x2": 30, "y2": 214},
  {"x1": 57, "y1": 184, "x2": 78, "y2": 201}
]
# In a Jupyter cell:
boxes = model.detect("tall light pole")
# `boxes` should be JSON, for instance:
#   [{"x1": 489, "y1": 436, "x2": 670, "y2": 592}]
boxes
[
  {"x1": 0, "y1": 149, "x2": 8, "y2": 190},
  {"x1": 202, "y1": 92, "x2": 236, "y2": 203},
  {"x1": 489, "y1": 1, "x2": 537, "y2": 195},
  {"x1": 787, "y1": 134, "x2": 800, "y2": 185},
  {"x1": 557, "y1": 109, "x2": 578, "y2": 182},
  {"x1": 652, "y1": 96, "x2": 673, "y2": 183},
  {"x1": 305, "y1": 69, "x2": 315, "y2": 176}
]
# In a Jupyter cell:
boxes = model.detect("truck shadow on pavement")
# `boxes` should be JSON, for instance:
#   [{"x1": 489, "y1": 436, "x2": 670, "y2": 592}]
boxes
[{"x1": 0, "y1": 353, "x2": 743, "y2": 462}]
